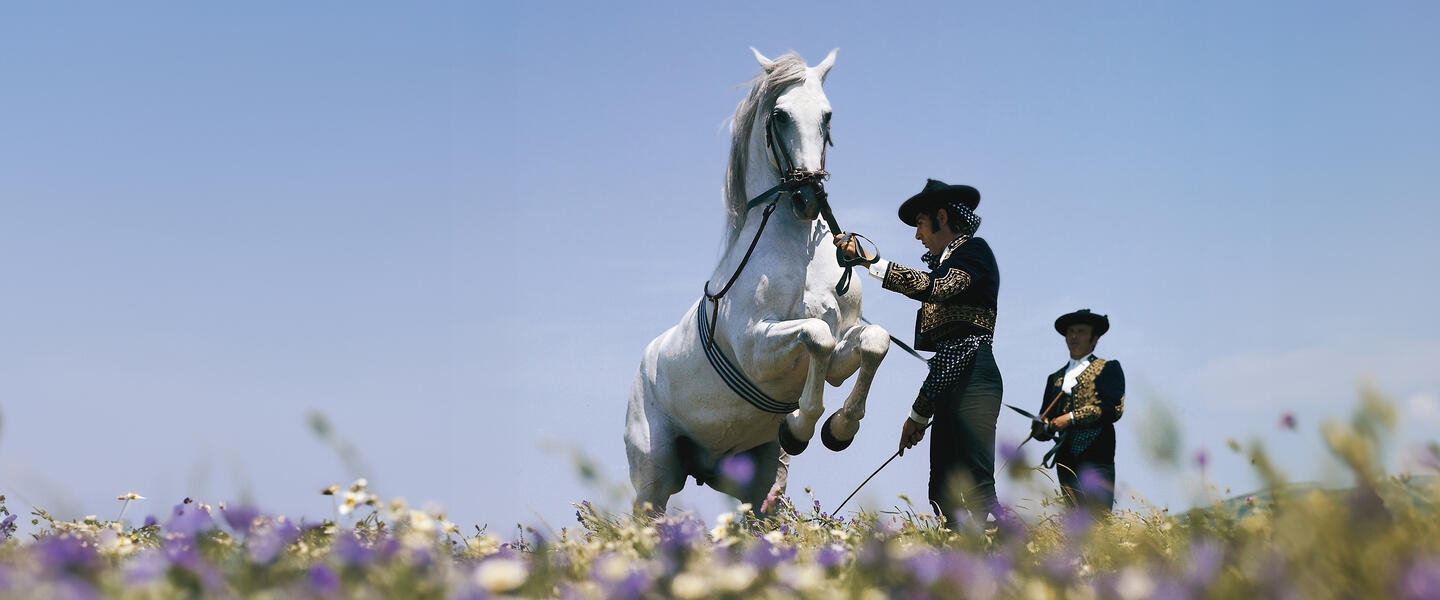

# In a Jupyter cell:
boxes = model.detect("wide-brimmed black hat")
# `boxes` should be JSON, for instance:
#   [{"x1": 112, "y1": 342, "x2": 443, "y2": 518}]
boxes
[
  {"x1": 897, "y1": 179, "x2": 981, "y2": 226},
  {"x1": 1054, "y1": 309, "x2": 1110, "y2": 337}
]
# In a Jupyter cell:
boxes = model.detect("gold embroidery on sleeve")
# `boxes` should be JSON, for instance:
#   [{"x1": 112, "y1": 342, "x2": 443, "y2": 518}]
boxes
[{"x1": 882, "y1": 263, "x2": 932, "y2": 296}]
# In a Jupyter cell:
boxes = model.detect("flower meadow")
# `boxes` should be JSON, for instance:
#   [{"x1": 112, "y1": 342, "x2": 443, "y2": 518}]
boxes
[{"x1": 3, "y1": 395, "x2": 1440, "y2": 599}]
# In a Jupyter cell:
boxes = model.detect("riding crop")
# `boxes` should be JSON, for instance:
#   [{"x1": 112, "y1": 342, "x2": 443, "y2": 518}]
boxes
[{"x1": 829, "y1": 384, "x2": 1067, "y2": 515}]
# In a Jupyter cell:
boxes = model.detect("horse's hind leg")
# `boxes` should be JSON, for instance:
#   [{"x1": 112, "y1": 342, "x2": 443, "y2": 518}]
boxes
[
  {"x1": 625, "y1": 369, "x2": 686, "y2": 514},
  {"x1": 820, "y1": 323, "x2": 891, "y2": 451}
]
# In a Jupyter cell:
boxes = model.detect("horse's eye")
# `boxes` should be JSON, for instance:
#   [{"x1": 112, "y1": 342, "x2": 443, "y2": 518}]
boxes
[{"x1": 771, "y1": 109, "x2": 789, "y2": 123}]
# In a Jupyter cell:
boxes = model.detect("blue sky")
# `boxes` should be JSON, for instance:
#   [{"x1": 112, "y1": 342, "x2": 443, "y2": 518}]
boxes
[{"x1": 2, "y1": 2, "x2": 1438, "y2": 533}]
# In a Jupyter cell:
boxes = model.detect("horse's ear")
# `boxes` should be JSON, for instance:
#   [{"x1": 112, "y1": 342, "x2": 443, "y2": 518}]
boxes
[
  {"x1": 816, "y1": 48, "x2": 838, "y2": 82},
  {"x1": 751, "y1": 47, "x2": 775, "y2": 72}
]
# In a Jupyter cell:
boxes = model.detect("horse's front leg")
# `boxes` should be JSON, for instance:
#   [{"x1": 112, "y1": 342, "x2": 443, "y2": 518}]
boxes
[
  {"x1": 744, "y1": 317, "x2": 835, "y2": 455},
  {"x1": 819, "y1": 323, "x2": 891, "y2": 451}
]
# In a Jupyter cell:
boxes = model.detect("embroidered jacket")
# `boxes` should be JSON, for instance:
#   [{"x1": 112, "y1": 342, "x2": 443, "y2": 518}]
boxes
[
  {"x1": 878, "y1": 236, "x2": 1000, "y2": 352},
  {"x1": 1032, "y1": 356, "x2": 1125, "y2": 464}
]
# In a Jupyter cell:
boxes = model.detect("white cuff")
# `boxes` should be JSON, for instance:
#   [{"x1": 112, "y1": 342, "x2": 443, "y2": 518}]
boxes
[
  {"x1": 867, "y1": 258, "x2": 891, "y2": 280},
  {"x1": 908, "y1": 410, "x2": 931, "y2": 425}
]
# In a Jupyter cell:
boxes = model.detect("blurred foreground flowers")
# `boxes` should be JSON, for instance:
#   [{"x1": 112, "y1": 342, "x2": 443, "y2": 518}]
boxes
[{"x1": 0, "y1": 396, "x2": 1438, "y2": 598}]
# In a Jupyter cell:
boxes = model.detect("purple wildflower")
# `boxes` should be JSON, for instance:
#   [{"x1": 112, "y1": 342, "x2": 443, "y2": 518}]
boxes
[
  {"x1": 591, "y1": 553, "x2": 653, "y2": 599},
  {"x1": 992, "y1": 507, "x2": 1027, "y2": 542},
  {"x1": 1061, "y1": 509, "x2": 1092, "y2": 538},
  {"x1": 162, "y1": 538, "x2": 225, "y2": 591},
  {"x1": 1186, "y1": 540, "x2": 1223, "y2": 588},
  {"x1": 162, "y1": 537, "x2": 201, "y2": 569},
  {"x1": 816, "y1": 544, "x2": 849, "y2": 569},
  {"x1": 308, "y1": 564, "x2": 341, "y2": 596},
  {"x1": 248, "y1": 520, "x2": 302, "y2": 564},
  {"x1": 37, "y1": 536, "x2": 100, "y2": 575},
  {"x1": 1041, "y1": 551, "x2": 1080, "y2": 581},
  {"x1": 941, "y1": 553, "x2": 1004, "y2": 599},
  {"x1": 656, "y1": 515, "x2": 705, "y2": 553},
  {"x1": 332, "y1": 531, "x2": 372, "y2": 565},
  {"x1": 142, "y1": 515, "x2": 158, "y2": 528},
  {"x1": 718, "y1": 454, "x2": 756, "y2": 486},
  {"x1": 123, "y1": 550, "x2": 169, "y2": 584},
  {"x1": 608, "y1": 569, "x2": 652, "y2": 599},
  {"x1": 221, "y1": 505, "x2": 261, "y2": 534},
  {"x1": 999, "y1": 438, "x2": 1028, "y2": 465},
  {"x1": 904, "y1": 549, "x2": 945, "y2": 585},
  {"x1": 1078, "y1": 467, "x2": 1112, "y2": 497},
  {"x1": 165, "y1": 502, "x2": 215, "y2": 536},
  {"x1": 987, "y1": 555, "x2": 1014, "y2": 580},
  {"x1": 745, "y1": 538, "x2": 797, "y2": 570},
  {"x1": 1400, "y1": 557, "x2": 1440, "y2": 600},
  {"x1": 1193, "y1": 448, "x2": 1209, "y2": 470},
  {"x1": 1280, "y1": 412, "x2": 1297, "y2": 430},
  {"x1": 0, "y1": 514, "x2": 16, "y2": 542}
]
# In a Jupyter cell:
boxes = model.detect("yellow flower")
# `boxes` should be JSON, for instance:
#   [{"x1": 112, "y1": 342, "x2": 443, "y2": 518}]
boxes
[
  {"x1": 320, "y1": 485, "x2": 339, "y2": 496},
  {"x1": 115, "y1": 493, "x2": 144, "y2": 501}
]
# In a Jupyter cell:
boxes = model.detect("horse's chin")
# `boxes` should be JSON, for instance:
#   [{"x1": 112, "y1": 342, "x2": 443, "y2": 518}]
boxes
[{"x1": 789, "y1": 191, "x2": 823, "y2": 221}]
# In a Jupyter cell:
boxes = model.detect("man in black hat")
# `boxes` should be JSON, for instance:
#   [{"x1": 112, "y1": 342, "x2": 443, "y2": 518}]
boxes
[
  {"x1": 1032, "y1": 309, "x2": 1125, "y2": 513},
  {"x1": 834, "y1": 179, "x2": 1003, "y2": 528}
]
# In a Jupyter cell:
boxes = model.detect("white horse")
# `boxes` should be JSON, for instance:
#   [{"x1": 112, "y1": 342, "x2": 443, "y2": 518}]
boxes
[{"x1": 625, "y1": 49, "x2": 891, "y2": 512}]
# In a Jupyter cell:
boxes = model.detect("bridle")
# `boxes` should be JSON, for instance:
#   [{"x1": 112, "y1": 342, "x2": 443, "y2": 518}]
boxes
[
  {"x1": 763, "y1": 106, "x2": 832, "y2": 204},
  {"x1": 702, "y1": 106, "x2": 872, "y2": 345}
]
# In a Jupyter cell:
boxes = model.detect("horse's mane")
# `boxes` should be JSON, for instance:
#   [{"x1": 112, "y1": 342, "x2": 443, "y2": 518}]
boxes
[{"x1": 724, "y1": 54, "x2": 810, "y2": 241}]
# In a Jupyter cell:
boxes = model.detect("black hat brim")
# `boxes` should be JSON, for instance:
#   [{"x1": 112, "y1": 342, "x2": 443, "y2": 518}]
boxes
[
  {"x1": 1054, "y1": 311, "x2": 1110, "y2": 337},
  {"x1": 898, "y1": 184, "x2": 980, "y2": 226}
]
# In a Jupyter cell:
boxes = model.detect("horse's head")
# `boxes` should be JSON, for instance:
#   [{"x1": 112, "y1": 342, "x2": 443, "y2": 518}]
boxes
[{"x1": 752, "y1": 49, "x2": 836, "y2": 222}]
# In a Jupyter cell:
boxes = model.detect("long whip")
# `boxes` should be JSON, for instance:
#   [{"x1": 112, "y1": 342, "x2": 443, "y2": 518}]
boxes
[
  {"x1": 831, "y1": 421, "x2": 932, "y2": 515},
  {"x1": 830, "y1": 389, "x2": 1066, "y2": 515}
]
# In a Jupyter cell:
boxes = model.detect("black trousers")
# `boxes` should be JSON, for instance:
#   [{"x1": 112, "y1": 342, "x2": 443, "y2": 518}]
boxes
[
  {"x1": 1056, "y1": 458, "x2": 1116, "y2": 513},
  {"x1": 928, "y1": 344, "x2": 1003, "y2": 528}
]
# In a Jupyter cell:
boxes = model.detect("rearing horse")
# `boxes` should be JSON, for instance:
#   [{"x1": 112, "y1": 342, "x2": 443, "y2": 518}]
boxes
[{"x1": 625, "y1": 49, "x2": 891, "y2": 511}]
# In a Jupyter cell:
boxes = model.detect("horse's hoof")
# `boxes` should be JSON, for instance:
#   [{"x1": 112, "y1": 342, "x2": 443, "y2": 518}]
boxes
[
  {"x1": 778, "y1": 421, "x2": 809, "y2": 455},
  {"x1": 820, "y1": 411, "x2": 854, "y2": 452}
]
